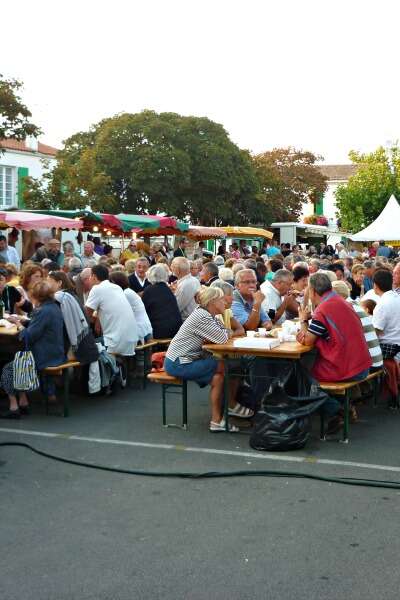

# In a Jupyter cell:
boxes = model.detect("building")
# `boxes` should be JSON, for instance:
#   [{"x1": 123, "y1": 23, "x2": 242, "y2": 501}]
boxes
[
  {"x1": 302, "y1": 164, "x2": 357, "y2": 226},
  {"x1": 0, "y1": 138, "x2": 58, "y2": 210}
]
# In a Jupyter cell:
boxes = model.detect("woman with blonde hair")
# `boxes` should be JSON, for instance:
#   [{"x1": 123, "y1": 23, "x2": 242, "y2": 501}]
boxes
[{"x1": 165, "y1": 286, "x2": 250, "y2": 432}]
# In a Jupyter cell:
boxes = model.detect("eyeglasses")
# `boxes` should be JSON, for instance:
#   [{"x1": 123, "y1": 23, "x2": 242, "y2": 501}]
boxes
[{"x1": 239, "y1": 279, "x2": 257, "y2": 284}]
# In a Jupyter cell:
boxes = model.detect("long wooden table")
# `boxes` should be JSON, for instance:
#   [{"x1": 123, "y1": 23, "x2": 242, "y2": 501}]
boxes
[
  {"x1": 0, "y1": 325, "x2": 23, "y2": 359},
  {"x1": 203, "y1": 338, "x2": 312, "y2": 432}
]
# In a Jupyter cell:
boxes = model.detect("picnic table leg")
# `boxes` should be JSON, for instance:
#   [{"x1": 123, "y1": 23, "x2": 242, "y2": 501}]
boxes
[
  {"x1": 342, "y1": 390, "x2": 350, "y2": 443},
  {"x1": 162, "y1": 384, "x2": 167, "y2": 427},
  {"x1": 224, "y1": 358, "x2": 230, "y2": 432},
  {"x1": 319, "y1": 409, "x2": 325, "y2": 440},
  {"x1": 182, "y1": 381, "x2": 188, "y2": 430},
  {"x1": 373, "y1": 375, "x2": 379, "y2": 407}
]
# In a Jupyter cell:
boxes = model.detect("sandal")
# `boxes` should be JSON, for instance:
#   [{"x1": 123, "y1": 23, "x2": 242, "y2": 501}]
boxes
[
  {"x1": 228, "y1": 403, "x2": 255, "y2": 419},
  {"x1": 209, "y1": 419, "x2": 239, "y2": 433}
]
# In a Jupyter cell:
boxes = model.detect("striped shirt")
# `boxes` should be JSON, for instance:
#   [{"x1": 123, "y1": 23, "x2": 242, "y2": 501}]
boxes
[
  {"x1": 166, "y1": 306, "x2": 229, "y2": 364},
  {"x1": 348, "y1": 299, "x2": 383, "y2": 367}
]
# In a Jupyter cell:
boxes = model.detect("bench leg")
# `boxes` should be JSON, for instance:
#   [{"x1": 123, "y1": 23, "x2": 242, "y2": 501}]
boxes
[
  {"x1": 182, "y1": 381, "x2": 188, "y2": 430},
  {"x1": 63, "y1": 369, "x2": 70, "y2": 418},
  {"x1": 341, "y1": 390, "x2": 350, "y2": 443}
]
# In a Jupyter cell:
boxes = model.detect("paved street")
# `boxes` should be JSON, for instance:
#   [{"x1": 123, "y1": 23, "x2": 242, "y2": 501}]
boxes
[{"x1": 1, "y1": 382, "x2": 400, "y2": 600}]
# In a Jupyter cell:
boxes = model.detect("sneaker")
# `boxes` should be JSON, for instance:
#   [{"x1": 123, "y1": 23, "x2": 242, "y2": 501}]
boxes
[{"x1": 209, "y1": 419, "x2": 239, "y2": 433}]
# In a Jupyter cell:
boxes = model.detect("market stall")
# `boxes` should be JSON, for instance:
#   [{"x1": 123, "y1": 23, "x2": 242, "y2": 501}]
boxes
[{"x1": 221, "y1": 226, "x2": 273, "y2": 240}]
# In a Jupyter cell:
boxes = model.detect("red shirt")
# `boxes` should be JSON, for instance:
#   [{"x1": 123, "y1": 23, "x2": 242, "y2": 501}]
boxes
[{"x1": 311, "y1": 291, "x2": 371, "y2": 382}]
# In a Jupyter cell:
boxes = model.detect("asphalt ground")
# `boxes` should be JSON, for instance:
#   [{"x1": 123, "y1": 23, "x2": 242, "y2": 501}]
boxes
[{"x1": 1, "y1": 381, "x2": 400, "y2": 599}]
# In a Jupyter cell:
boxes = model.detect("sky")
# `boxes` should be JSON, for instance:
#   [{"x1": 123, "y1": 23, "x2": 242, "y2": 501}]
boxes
[{"x1": 3, "y1": 0, "x2": 400, "y2": 163}]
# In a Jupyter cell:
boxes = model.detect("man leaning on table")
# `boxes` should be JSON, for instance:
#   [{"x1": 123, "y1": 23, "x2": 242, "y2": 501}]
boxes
[
  {"x1": 297, "y1": 272, "x2": 371, "y2": 434},
  {"x1": 231, "y1": 268, "x2": 273, "y2": 408},
  {"x1": 231, "y1": 269, "x2": 272, "y2": 331}
]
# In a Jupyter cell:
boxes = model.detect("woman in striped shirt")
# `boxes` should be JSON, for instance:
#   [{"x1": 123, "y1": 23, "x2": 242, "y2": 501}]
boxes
[{"x1": 165, "y1": 286, "x2": 246, "y2": 432}]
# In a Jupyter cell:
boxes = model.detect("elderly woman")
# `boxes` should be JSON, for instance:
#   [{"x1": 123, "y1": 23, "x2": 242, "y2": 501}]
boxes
[
  {"x1": 47, "y1": 271, "x2": 98, "y2": 364},
  {"x1": 0, "y1": 281, "x2": 66, "y2": 418},
  {"x1": 141, "y1": 264, "x2": 182, "y2": 339},
  {"x1": 218, "y1": 267, "x2": 234, "y2": 287},
  {"x1": 165, "y1": 286, "x2": 249, "y2": 432},
  {"x1": 210, "y1": 280, "x2": 244, "y2": 336}
]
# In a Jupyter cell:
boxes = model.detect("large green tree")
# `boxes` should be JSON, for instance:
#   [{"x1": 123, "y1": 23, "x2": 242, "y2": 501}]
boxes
[
  {"x1": 252, "y1": 147, "x2": 328, "y2": 222},
  {"x1": 335, "y1": 146, "x2": 400, "y2": 233},
  {"x1": 25, "y1": 111, "x2": 261, "y2": 224},
  {"x1": 0, "y1": 74, "x2": 41, "y2": 144}
]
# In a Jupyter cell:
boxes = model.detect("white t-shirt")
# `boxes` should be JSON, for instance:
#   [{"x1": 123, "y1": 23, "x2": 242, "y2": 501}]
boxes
[
  {"x1": 260, "y1": 279, "x2": 285, "y2": 324},
  {"x1": 124, "y1": 288, "x2": 153, "y2": 342},
  {"x1": 362, "y1": 289, "x2": 381, "y2": 304},
  {"x1": 86, "y1": 280, "x2": 138, "y2": 355},
  {"x1": 372, "y1": 290, "x2": 400, "y2": 344}
]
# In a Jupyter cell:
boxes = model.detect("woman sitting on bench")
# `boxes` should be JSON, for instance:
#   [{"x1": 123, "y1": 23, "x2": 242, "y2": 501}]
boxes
[
  {"x1": 164, "y1": 286, "x2": 251, "y2": 433},
  {"x1": 0, "y1": 281, "x2": 66, "y2": 419}
]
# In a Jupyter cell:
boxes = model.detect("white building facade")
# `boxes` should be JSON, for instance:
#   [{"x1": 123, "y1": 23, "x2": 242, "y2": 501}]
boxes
[
  {"x1": 301, "y1": 164, "x2": 357, "y2": 226},
  {"x1": 0, "y1": 138, "x2": 58, "y2": 210}
]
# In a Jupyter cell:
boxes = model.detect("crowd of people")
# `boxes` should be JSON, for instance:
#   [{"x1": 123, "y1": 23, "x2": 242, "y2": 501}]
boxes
[{"x1": 0, "y1": 232, "x2": 399, "y2": 436}]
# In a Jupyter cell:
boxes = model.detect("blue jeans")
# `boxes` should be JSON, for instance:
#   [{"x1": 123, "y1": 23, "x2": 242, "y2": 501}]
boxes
[
  {"x1": 323, "y1": 368, "x2": 370, "y2": 417},
  {"x1": 164, "y1": 356, "x2": 218, "y2": 387}
]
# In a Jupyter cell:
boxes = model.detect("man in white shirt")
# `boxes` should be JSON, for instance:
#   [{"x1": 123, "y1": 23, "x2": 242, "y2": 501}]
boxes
[
  {"x1": 372, "y1": 269, "x2": 400, "y2": 359},
  {"x1": 171, "y1": 257, "x2": 201, "y2": 320},
  {"x1": 85, "y1": 264, "x2": 138, "y2": 355},
  {"x1": 0, "y1": 235, "x2": 20, "y2": 269},
  {"x1": 260, "y1": 269, "x2": 294, "y2": 324}
]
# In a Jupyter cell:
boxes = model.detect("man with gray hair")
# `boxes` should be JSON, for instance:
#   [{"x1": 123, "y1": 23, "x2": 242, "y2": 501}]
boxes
[
  {"x1": 260, "y1": 268, "x2": 294, "y2": 324},
  {"x1": 297, "y1": 272, "x2": 371, "y2": 434},
  {"x1": 232, "y1": 269, "x2": 271, "y2": 331},
  {"x1": 81, "y1": 240, "x2": 100, "y2": 268},
  {"x1": 171, "y1": 256, "x2": 201, "y2": 320},
  {"x1": 200, "y1": 261, "x2": 219, "y2": 286},
  {"x1": 73, "y1": 267, "x2": 93, "y2": 305}
]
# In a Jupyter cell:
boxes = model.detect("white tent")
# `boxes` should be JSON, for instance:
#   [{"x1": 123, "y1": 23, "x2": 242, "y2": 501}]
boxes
[{"x1": 350, "y1": 195, "x2": 400, "y2": 242}]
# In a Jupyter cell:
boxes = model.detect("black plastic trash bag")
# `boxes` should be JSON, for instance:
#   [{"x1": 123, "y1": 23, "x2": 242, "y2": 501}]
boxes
[{"x1": 249, "y1": 361, "x2": 328, "y2": 451}]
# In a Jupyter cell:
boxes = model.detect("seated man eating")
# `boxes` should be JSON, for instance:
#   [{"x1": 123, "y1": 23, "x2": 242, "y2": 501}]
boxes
[{"x1": 297, "y1": 272, "x2": 371, "y2": 434}]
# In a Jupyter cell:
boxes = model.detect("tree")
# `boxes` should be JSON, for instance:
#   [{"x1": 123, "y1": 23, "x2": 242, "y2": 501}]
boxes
[
  {"x1": 0, "y1": 74, "x2": 41, "y2": 144},
  {"x1": 252, "y1": 148, "x2": 328, "y2": 223},
  {"x1": 24, "y1": 111, "x2": 260, "y2": 224},
  {"x1": 335, "y1": 146, "x2": 400, "y2": 233}
]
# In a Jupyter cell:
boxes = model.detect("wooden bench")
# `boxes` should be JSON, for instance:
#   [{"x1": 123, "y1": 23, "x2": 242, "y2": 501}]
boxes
[
  {"x1": 152, "y1": 338, "x2": 172, "y2": 348},
  {"x1": 147, "y1": 371, "x2": 188, "y2": 430},
  {"x1": 42, "y1": 360, "x2": 81, "y2": 417},
  {"x1": 134, "y1": 340, "x2": 159, "y2": 388},
  {"x1": 319, "y1": 369, "x2": 384, "y2": 443}
]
